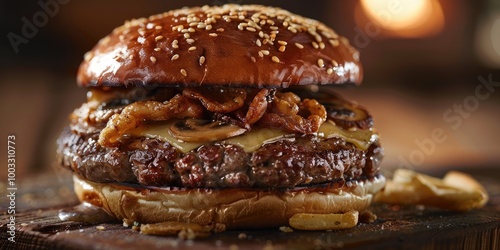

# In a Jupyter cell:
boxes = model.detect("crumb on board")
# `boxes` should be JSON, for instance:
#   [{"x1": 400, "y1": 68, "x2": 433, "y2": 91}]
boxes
[
  {"x1": 279, "y1": 226, "x2": 293, "y2": 233},
  {"x1": 359, "y1": 210, "x2": 377, "y2": 223},
  {"x1": 238, "y1": 233, "x2": 247, "y2": 239}
]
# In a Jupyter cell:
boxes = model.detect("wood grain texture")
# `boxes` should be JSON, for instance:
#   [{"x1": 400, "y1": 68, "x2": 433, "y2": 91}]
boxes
[{"x1": 1, "y1": 167, "x2": 499, "y2": 250}]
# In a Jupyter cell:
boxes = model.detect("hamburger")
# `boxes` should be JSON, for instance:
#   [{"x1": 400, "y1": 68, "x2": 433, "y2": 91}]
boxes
[{"x1": 57, "y1": 4, "x2": 385, "y2": 230}]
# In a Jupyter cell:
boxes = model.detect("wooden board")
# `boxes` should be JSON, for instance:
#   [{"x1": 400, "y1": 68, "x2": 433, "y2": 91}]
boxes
[{"x1": 1, "y1": 167, "x2": 499, "y2": 250}]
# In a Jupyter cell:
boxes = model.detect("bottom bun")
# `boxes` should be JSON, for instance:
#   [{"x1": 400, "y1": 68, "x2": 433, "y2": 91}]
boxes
[{"x1": 73, "y1": 175, "x2": 385, "y2": 229}]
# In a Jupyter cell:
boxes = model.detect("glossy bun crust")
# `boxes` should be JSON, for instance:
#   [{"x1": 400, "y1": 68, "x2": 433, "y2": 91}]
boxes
[{"x1": 77, "y1": 4, "x2": 362, "y2": 88}]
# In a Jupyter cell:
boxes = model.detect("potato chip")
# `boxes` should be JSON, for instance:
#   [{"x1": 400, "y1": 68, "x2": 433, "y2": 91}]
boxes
[{"x1": 375, "y1": 169, "x2": 488, "y2": 211}]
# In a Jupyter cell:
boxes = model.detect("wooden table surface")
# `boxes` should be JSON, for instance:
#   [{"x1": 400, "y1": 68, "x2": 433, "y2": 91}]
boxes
[{"x1": 1, "y1": 167, "x2": 499, "y2": 250}]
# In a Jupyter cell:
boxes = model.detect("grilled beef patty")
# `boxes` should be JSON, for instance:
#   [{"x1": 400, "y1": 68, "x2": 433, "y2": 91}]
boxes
[{"x1": 57, "y1": 127, "x2": 382, "y2": 189}]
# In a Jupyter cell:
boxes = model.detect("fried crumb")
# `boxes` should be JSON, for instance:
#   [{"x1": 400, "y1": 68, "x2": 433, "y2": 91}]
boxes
[
  {"x1": 359, "y1": 210, "x2": 377, "y2": 223},
  {"x1": 122, "y1": 218, "x2": 133, "y2": 227},
  {"x1": 279, "y1": 226, "x2": 293, "y2": 233},
  {"x1": 96, "y1": 226, "x2": 106, "y2": 231},
  {"x1": 238, "y1": 233, "x2": 247, "y2": 239},
  {"x1": 178, "y1": 228, "x2": 197, "y2": 240}
]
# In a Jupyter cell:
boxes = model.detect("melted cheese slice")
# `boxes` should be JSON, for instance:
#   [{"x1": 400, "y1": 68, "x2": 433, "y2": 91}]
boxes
[{"x1": 129, "y1": 121, "x2": 378, "y2": 153}]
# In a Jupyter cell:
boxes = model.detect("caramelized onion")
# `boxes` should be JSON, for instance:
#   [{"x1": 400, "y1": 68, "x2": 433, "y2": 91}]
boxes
[
  {"x1": 258, "y1": 94, "x2": 326, "y2": 134},
  {"x1": 183, "y1": 88, "x2": 246, "y2": 113},
  {"x1": 98, "y1": 94, "x2": 188, "y2": 146},
  {"x1": 244, "y1": 88, "x2": 270, "y2": 124}
]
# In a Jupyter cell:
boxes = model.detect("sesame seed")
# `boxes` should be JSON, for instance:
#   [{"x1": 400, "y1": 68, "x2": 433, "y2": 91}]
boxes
[
  {"x1": 259, "y1": 31, "x2": 264, "y2": 38},
  {"x1": 246, "y1": 27, "x2": 256, "y2": 32},
  {"x1": 279, "y1": 45, "x2": 286, "y2": 52},
  {"x1": 319, "y1": 42, "x2": 325, "y2": 49},
  {"x1": 197, "y1": 23, "x2": 206, "y2": 29},
  {"x1": 295, "y1": 43, "x2": 304, "y2": 49},
  {"x1": 256, "y1": 39, "x2": 262, "y2": 47},
  {"x1": 181, "y1": 29, "x2": 189, "y2": 33},
  {"x1": 278, "y1": 40, "x2": 287, "y2": 46},
  {"x1": 331, "y1": 59, "x2": 338, "y2": 67},
  {"x1": 188, "y1": 27, "x2": 195, "y2": 33},
  {"x1": 327, "y1": 68, "x2": 333, "y2": 75},
  {"x1": 318, "y1": 59, "x2": 325, "y2": 68},
  {"x1": 172, "y1": 39, "x2": 178, "y2": 45},
  {"x1": 84, "y1": 52, "x2": 93, "y2": 62},
  {"x1": 155, "y1": 25, "x2": 162, "y2": 30},
  {"x1": 171, "y1": 54, "x2": 179, "y2": 61},
  {"x1": 312, "y1": 42, "x2": 319, "y2": 49},
  {"x1": 270, "y1": 26, "x2": 279, "y2": 30},
  {"x1": 261, "y1": 50, "x2": 270, "y2": 55},
  {"x1": 329, "y1": 39, "x2": 340, "y2": 47},
  {"x1": 314, "y1": 34, "x2": 322, "y2": 42},
  {"x1": 258, "y1": 51, "x2": 264, "y2": 57},
  {"x1": 271, "y1": 56, "x2": 280, "y2": 63},
  {"x1": 129, "y1": 55, "x2": 134, "y2": 60},
  {"x1": 199, "y1": 56, "x2": 205, "y2": 66},
  {"x1": 155, "y1": 35, "x2": 163, "y2": 41},
  {"x1": 180, "y1": 69, "x2": 187, "y2": 76},
  {"x1": 154, "y1": 48, "x2": 161, "y2": 51},
  {"x1": 188, "y1": 46, "x2": 196, "y2": 51},
  {"x1": 251, "y1": 56, "x2": 256, "y2": 63},
  {"x1": 217, "y1": 28, "x2": 224, "y2": 32},
  {"x1": 209, "y1": 33, "x2": 218, "y2": 37},
  {"x1": 150, "y1": 56, "x2": 157, "y2": 63},
  {"x1": 340, "y1": 36, "x2": 350, "y2": 45},
  {"x1": 186, "y1": 38, "x2": 195, "y2": 44},
  {"x1": 184, "y1": 33, "x2": 190, "y2": 39},
  {"x1": 172, "y1": 44, "x2": 179, "y2": 49},
  {"x1": 138, "y1": 29, "x2": 146, "y2": 36}
]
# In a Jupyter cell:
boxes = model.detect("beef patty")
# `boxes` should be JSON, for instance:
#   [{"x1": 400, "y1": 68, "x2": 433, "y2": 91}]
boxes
[{"x1": 57, "y1": 127, "x2": 382, "y2": 189}]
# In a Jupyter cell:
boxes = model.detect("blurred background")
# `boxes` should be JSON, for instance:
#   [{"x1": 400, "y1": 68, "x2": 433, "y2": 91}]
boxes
[{"x1": 1, "y1": 0, "x2": 499, "y2": 180}]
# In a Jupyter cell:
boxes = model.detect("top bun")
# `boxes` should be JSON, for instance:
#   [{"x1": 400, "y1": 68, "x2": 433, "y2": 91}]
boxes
[{"x1": 77, "y1": 4, "x2": 362, "y2": 88}]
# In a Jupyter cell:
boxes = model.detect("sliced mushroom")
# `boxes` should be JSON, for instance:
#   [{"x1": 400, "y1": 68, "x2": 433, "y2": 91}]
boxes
[
  {"x1": 324, "y1": 102, "x2": 373, "y2": 130},
  {"x1": 169, "y1": 119, "x2": 247, "y2": 143}
]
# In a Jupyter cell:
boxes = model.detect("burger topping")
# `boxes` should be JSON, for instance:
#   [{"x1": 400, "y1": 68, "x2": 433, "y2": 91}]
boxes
[
  {"x1": 129, "y1": 120, "x2": 377, "y2": 153},
  {"x1": 182, "y1": 87, "x2": 247, "y2": 113},
  {"x1": 169, "y1": 119, "x2": 247, "y2": 143},
  {"x1": 78, "y1": 88, "x2": 374, "y2": 149}
]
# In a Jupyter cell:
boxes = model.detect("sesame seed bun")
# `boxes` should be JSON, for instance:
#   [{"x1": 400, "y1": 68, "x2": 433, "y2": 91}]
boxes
[{"x1": 77, "y1": 4, "x2": 362, "y2": 88}]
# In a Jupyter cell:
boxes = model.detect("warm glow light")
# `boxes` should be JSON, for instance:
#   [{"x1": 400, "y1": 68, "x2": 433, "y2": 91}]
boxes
[
  {"x1": 359, "y1": 0, "x2": 445, "y2": 38},
  {"x1": 475, "y1": 13, "x2": 500, "y2": 68}
]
